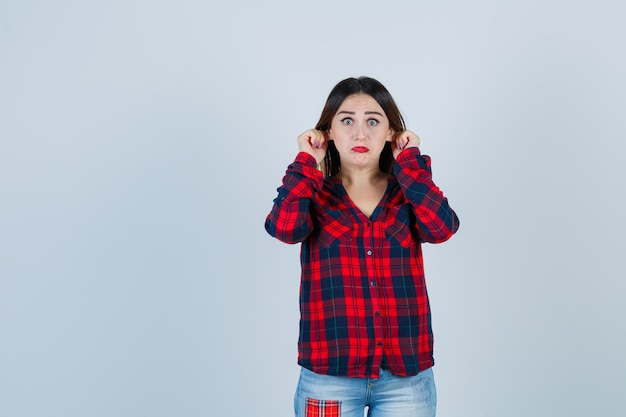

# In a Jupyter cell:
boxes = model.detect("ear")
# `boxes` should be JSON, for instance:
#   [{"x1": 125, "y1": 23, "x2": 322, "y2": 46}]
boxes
[{"x1": 386, "y1": 129, "x2": 395, "y2": 142}]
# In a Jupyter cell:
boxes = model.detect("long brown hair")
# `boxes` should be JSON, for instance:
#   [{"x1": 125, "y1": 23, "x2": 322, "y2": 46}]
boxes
[{"x1": 315, "y1": 76, "x2": 406, "y2": 177}]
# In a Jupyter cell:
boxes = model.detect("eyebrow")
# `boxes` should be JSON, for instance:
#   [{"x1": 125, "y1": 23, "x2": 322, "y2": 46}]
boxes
[{"x1": 337, "y1": 111, "x2": 385, "y2": 117}]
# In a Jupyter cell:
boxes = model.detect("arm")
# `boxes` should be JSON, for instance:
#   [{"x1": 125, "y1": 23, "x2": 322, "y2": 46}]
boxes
[
  {"x1": 265, "y1": 129, "x2": 328, "y2": 244},
  {"x1": 265, "y1": 152, "x2": 324, "y2": 244},
  {"x1": 394, "y1": 147, "x2": 460, "y2": 243}
]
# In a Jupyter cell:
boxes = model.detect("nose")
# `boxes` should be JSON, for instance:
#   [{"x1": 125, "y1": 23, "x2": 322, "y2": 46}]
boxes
[{"x1": 354, "y1": 123, "x2": 365, "y2": 140}]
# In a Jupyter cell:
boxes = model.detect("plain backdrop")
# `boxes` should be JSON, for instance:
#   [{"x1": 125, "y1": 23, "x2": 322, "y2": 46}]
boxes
[{"x1": 1, "y1": 1, "x2": 625, "y2": 416}]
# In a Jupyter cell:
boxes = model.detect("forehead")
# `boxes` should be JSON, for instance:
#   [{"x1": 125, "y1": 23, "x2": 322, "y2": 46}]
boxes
[{"x1": 336, "y1": 94, "x2": 385, "y2": 115}]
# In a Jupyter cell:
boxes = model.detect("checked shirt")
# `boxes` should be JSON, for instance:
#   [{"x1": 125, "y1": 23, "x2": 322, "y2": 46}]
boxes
[{"x1": 265, "y1": 147, "x2": 459, "y2": 379}]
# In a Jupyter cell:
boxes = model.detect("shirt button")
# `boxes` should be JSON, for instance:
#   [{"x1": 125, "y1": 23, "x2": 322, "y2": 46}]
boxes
[
  {"x1": 377, "y1": 341, "x2": 383, "y2": 347},
  {"x1": 366, "y1": 250, "x2": 373, "y2": 256},
  {"x1": 375, "y1": 311, "x2": 381, "y2": 317},
  {"x1": 370, "y1": 281, "x2": 376, "y2": 287}
]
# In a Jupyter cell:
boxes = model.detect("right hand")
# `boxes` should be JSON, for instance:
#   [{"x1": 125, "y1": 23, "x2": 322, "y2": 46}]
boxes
[{"x1": 297, "y1": 129, "x2": 328, "y2": 164}]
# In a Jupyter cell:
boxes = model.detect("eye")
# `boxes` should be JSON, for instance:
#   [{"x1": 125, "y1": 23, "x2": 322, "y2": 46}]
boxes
[
  {"x1": 367, "y1": 119, "x2": 379, "y2": 126},
  {"x1": 341, "y1": 118, "x2": 353, "y2": 125}
]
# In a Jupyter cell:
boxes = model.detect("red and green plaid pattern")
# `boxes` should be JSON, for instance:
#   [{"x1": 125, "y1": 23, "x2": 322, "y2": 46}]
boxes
[{"x1": 266, "y1": 148, "x2": 459, "y2": 378}]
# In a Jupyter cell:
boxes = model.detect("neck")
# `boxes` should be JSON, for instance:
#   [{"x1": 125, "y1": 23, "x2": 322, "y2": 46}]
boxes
[{"x1": 338, "y1": 166, "x2": 387, "y2": 186}]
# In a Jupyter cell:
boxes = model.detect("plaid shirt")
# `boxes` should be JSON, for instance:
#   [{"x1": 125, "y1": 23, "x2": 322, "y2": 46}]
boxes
[{"x1": 265, "y1": 147, "x2": 459, "y2": 378}]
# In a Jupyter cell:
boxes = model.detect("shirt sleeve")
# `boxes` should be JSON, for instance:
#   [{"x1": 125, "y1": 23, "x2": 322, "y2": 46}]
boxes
[
  {"x1": 265, "y1": 152, "x2": 324, "y2": 244},
  {"x1": 394, "y1": 147, "x2": 460, "y2": 243}
]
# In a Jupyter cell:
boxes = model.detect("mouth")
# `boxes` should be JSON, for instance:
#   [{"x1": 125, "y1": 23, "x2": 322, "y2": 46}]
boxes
[{"x1": 351, "y1": 146, "x2": 370, "y2": 153}]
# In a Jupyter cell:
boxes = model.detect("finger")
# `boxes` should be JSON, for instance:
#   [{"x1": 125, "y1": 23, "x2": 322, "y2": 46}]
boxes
[
  {"x1": 298, "y1": 130, "x2": 317, "y2": 151},
  {"x1": 395, "y1": 133, "x2": 408, "y2": 150},
  {"x1": 405, "y1": 130, "x2": 420, "y2": 147},
  {"x1": 310, "y1": 134, "x2": 319, "y2": 149},
  {"x1": 401, "y1": 132, "x2": 420, "y2": 149},
  {"x1": 312, "y1": 130, "x2": 326, "y2": 149}
]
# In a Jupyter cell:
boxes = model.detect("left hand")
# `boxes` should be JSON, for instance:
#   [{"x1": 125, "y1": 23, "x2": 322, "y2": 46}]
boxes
[{"x1": 392, "y1": 130, "x2": 421, "y2": 159}]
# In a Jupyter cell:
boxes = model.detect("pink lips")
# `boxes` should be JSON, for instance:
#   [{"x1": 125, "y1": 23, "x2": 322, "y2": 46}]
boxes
[{"x1": 351, "y1": 146, "x2": 369, "y2": 153}]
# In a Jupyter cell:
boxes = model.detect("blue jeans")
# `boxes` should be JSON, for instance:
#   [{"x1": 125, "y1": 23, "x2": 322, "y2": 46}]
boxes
[{"x1": 294, "y1": 366, "x2": 436, "y2": 417}]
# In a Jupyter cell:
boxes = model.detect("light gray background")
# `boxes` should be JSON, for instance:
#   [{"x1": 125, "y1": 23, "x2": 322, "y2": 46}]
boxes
[{"x1": 1, "y1": 1, "x2": 625, "y2": 416}]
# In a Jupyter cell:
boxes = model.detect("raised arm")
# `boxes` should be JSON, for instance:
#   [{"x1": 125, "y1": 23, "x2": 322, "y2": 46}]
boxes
[
  {"x1": 265, "y1": 130, "x2": 327, "y2": 244},
  {"x1": 392, "y1": 132, "x2": 459, "y2": 243}
]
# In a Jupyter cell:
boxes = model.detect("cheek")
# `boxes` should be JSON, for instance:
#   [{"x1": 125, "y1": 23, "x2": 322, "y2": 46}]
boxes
[{"x1": 330, "y1": 125, "x2": 351, "y2": 139}]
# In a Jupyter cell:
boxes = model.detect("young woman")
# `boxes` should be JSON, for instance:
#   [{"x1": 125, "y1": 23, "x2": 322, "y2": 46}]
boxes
[{"x1": 265, "y1": 76, "x2": 460, "y2": 417}]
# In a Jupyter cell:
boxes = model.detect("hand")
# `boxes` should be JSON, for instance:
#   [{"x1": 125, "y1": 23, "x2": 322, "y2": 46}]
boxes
[
  {"x1": 392, "y1": 130, "x2": 421, "y2": 159},
  {"x1": 297, "y1": 129, "x2": 328, "y2": 164}
]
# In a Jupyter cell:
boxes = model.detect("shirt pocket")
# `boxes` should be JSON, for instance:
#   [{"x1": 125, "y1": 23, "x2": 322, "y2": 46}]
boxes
[
  {"x1": 385, "y1": 204, "x2": 418, "y2": 248},
  {"x1": 317, "y1": 209, "x2": 354, "y2": 247}
]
